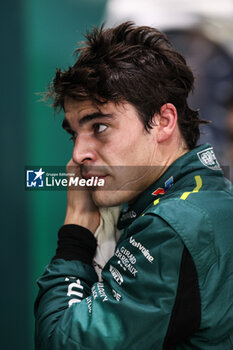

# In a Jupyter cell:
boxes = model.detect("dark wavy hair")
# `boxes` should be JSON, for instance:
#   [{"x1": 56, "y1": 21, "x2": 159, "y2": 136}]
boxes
[{"x1": 49, "y1": 21, "x2": 208, "y2": 149}]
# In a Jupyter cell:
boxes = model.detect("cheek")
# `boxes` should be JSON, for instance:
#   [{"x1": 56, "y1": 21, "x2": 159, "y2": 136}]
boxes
[
  {"x1": 100, "y1": 134, "x2": 136, "y2": 159},
  {"x1": 99, "y1": 127, "x2": 155, "y2": 166}
]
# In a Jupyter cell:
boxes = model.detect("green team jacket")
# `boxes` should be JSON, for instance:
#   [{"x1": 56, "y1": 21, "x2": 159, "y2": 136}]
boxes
[{"x1": 35, "y1": 144, "x2": 233, "y2": 349}]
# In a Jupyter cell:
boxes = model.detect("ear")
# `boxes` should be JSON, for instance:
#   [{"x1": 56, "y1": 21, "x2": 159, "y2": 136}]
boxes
[{"x1": 153, "y1": 103, "x2": 178, "y2": 143}]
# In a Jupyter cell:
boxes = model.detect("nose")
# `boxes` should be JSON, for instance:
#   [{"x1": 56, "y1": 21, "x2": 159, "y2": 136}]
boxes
[{"x1": 72, "y1": 134, "x2": 97, "y2": 165}]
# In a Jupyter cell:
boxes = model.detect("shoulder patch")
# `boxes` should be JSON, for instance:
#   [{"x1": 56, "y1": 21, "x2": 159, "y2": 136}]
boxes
[{"x1": 197, "y1": 147, "x2": 221, "y2": 171}]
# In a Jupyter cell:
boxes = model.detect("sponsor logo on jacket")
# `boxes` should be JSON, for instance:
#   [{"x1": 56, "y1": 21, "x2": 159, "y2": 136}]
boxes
[
  {"x1": 115, "y1": 246, "x2": 138, "y2": 276},
  {"x1": 152, "y1": 176, "x2": 174, "y2": 196},
  {"x1": 119, "y1": 210, "x2": 137, "y2": 222},
  {"x1": 109, "y1": 265, "x2": 124, "y2": 285},
  {"x1": 129, "y1": 236, "x2": 154, "y2": 263},
  {"x1": 65, "y1": 277, "x2": 84, "y2": 307},
  {"x1": 197, "y1": 147, "x2": 221, "y2": 170}
]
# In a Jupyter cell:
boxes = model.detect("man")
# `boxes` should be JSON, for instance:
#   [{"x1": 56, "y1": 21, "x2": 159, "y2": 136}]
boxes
[{"x1": 35, "y1": 22, "x2": 233, "y2": 349}]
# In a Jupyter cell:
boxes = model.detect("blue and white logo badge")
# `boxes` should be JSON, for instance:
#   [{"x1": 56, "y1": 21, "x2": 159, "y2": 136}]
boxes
[
  {"x1": 26, "y1": 168, "x2": 45, "y2": 187},
  {"x1": 165, "y1": 176, "x2": 174, "y2": 191}
]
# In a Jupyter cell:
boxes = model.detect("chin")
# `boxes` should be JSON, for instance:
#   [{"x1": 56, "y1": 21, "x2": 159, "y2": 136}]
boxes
[{"x1": 91, "y1": 189, "x2": 138, "y2": 208}]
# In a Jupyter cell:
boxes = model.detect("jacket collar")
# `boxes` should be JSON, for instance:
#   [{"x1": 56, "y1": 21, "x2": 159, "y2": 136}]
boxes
[{"x1": 117, "y1": 144, "x2": 223, "y2": 229}]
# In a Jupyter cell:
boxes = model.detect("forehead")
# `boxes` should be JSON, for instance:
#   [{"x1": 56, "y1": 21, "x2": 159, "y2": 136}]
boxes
[
  {"x1": 64, "y1": 97, "x2": 98, "y2": 117},
  {"x1": 64, "y1": 97, "x2": 140, "y2": 121}
]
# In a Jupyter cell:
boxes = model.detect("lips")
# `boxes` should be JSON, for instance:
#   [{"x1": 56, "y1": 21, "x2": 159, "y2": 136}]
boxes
[
  {"x1": 81, "y1": 165, "x2": 110, "y2": 180},
  {"x1": 82, "y1": 172, "x2": 107, "y2": 180}
]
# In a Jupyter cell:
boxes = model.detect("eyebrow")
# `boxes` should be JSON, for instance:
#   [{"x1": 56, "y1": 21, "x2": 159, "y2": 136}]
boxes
[
  {"x1": 62, "y1": 112, "x2": 114, "y2": 130},
  {"x1": 79, "y1": 112, "x2": 114, "y2": 126}
]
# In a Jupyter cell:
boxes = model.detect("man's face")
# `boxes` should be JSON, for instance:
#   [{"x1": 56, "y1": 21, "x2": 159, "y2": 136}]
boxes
[{"x1": 63, "y1": 97, "x2": 160, "y2": 207}]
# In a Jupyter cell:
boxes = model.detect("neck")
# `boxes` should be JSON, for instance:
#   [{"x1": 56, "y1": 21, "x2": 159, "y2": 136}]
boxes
[{"x1": 151, "y1": 138, "x2": 189, "y2": 185}]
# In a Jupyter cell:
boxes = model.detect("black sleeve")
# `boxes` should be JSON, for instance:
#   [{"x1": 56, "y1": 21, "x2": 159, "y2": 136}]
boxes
[
  {"x1": 52, "y1": 224, "x2": 97, "y2": 265},
  {"x1": 163, "y1": 246, "x2": 201, "y2": 349}
]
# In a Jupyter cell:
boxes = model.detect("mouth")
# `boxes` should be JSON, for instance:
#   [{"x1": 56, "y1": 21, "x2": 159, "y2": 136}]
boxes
[
  {"x1": 82, "y1": 173, "x2": 108, "y2": 181},
  {"x1": 81, "y1": 165, "x2": 110, "y2": 181}
]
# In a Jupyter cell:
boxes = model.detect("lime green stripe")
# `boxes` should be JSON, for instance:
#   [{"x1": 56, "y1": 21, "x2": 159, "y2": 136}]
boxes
[{"x1": 180, "y1": 175, "x2": 202, "y2": 200}]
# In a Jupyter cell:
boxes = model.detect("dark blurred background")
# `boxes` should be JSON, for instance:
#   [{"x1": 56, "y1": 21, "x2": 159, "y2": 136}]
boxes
[{"x1": 1, "y1": 1, "x2": 233, "y2": 349}]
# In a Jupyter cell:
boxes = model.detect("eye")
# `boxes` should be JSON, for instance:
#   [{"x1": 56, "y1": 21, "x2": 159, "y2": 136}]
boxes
[{"x1": 94, "y1": 123, "x2": 108, "y2": 134}]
